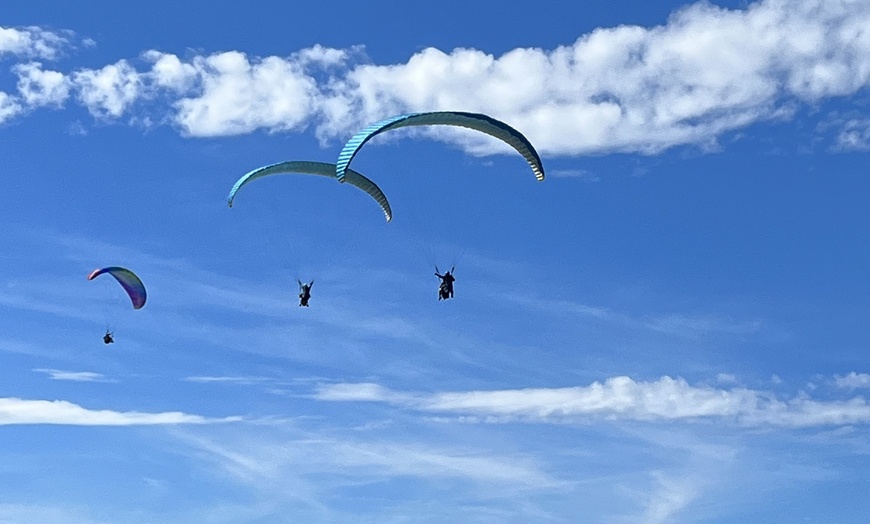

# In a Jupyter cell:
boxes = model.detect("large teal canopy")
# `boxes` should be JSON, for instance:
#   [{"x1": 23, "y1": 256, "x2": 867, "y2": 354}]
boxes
[
  {"x1": 227, "y1": 161, "x2": 392, "y2": 222},
  {"x1": 335, "y1": 111, "x2": 545, "y2": 184}
]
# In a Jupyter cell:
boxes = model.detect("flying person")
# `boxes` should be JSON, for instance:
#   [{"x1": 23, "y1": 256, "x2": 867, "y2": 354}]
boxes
[
  {"x1": 103, "y1": 330, "x2": 114, "y2": 344},
  {"x1": 298, "y1": 279, "x2": 314, "y2": 307},
  {"x1": 435, "y1": 267, "x2": 455, "y2": 300},
  {"x1": 438, "y1": 281, "x2": 450, "y2": 301}
]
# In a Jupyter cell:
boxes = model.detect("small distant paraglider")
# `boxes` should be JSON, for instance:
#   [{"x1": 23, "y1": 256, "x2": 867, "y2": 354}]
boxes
[{"x1": 88, "y1": 266, "x2": 146, "y2": 343}]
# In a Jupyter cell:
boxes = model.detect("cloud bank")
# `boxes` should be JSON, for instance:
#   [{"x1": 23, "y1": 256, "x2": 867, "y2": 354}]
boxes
[
  {"x1": 3, "y1": 0, "x2": 870, "y2": 157},
  {"x1": 33, "y1": 368, "x2": 116, "y2": 383}
]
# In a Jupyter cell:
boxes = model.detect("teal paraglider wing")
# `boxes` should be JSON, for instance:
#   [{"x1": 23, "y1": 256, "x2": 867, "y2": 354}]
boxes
[
  {"x1": 335, "y1": 111, "x2": 545, "y2": 183},
  {"x1": 227, "y1": 161, "x2": 392, "y2": 222},
  {"x1": 88, "y1": 266, "x2": 147, "y2": 309}
]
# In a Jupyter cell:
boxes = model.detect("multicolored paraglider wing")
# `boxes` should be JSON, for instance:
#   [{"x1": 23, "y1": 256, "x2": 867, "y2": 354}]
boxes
[
  {"x1": 335, "y1": 111, "x2": 545, "y2": 183},
  {"x1": 227, "y1": 161, "x2": 392, "y2": 222},
  {"x1": 88, "y1": 267, "x2": 147, "y2": 309}
]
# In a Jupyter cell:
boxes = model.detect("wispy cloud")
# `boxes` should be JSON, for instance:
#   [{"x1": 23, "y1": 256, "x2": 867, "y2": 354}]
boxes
[
  {"x1": 0, "y1": 337, "x2": 64, "y2": 358},
  {"x1": 493, "y1": 291, "x2": 762, "y2": 340},
  {"x1": 163, "y1": 423, "x2": 565, "y2": 524},
  {"x1": 834, "y1": 372, "x2": 870, "y2": 390},
  {"x1": 14, "y1": 62, "x2": 71, "y2": 108},
  {"x1": 0, "y1": 91, "x2": 21, "y2": 123},
  {"x1": 0, "y1": 397, "x2": 240, "y2": 425},
  {"x1": 184, "y1": 376, "x2": 274, "y2": 386},
  {"x1": 3, "y1": 0, "x2": 870, "y2": 155},
  {"x1": 33, "y1": 368, "x2": 117, "y2": 383},
  {"x1": 0, "y1": 25, "x2": 71, "y2": 60},
  {"x1": 314, "y1": 382, "x2": 398, "y2": 402},
  {"x1": 179, "y1": 430, "x2": 558, "y2": 494},
  {"x1": 0, "y1": 504, "x2": 109, "y2": 524},
  {"x1": 640, "y1": 313, "x2": 762, "y2": 338},
  {"x1": 550, "y1": 169, "x2": 600, "y2": 182},
  {"x1": 608, "y1": 429, "x2": 743, "y2": 524},
  {"x1": 314, "y1": 375, "x2": 870, "y2": 428},
  {"x1": 835, "y1": 118, "x2": 870, "y2": 151},
  {"x1": 639, "y1": 470, "x2": 706, "y2": 524}
]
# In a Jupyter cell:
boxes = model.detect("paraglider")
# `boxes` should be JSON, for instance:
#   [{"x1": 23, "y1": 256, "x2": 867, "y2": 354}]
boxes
[
  {"x1": 334, "y1": 112, "x2": 544, "y2": 302},
  {"x1": 298, "y1": 279, "x2": 314, "y2": 307},
  {"x1": 335, "y1": 111, "x2": 545, "y2": 184},
  {"x1": 88, "y1": 266, "x2": 146, "y2": 343},
  {"x1": 227, "y1": 161, "x2": 393, "y2": 222},
  {"x1": 435, "y1": 266, "x2": 455, "y2": 300},
  {"x1": 87, "y1": 267, "x2": 147, "y2": 309}
]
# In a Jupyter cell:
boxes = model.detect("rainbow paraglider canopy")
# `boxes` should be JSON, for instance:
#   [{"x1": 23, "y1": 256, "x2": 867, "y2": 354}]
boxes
[{"x1": 88, "y1": 266, "x2": 147, "y2": 309}]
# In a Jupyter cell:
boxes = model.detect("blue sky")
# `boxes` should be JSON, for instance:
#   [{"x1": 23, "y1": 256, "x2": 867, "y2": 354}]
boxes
[{"x1": 2, "y1": 0, "x2": 870, "y2": 521}]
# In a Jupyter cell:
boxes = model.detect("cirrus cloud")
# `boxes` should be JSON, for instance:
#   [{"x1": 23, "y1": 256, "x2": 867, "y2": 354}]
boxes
[
  {"x1": 314, "y1": 374, "x2": 870, "y2": 428},
  {"x1": 0, "y1": 397, "x2": 240, "y2": 426}
]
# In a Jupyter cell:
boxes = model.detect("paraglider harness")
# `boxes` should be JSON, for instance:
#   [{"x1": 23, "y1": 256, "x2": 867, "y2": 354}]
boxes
[
  {"x1": 435, "y1": 266, "x2": 455, "y2": 300},
  {"x1": 298, "y1": 279, "x2": 314, "y2": 307},
  {"x1": 103, "y1": 330, "x2": 114, "y2": 344}
]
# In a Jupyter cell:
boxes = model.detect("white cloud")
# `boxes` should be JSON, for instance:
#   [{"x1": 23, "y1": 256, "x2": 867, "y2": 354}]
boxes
[
  {"x1": 183, "y1": 432, "x2": 554, "y2": 490},
  {"x1": 314, "y1": 0, "x2": 870, "y2": 155},
  {"x1": 142, "y1": 50, "x2": 198, "y2": 92},
  {"x1": 422, "y1": 376, "x2": 757, "y2": 420},
  {"x1": 313, "y1": 382, "x2": 397, "y2": 402},
  {"x1": 2, "y1": 0, "x2": 869, "y2": 157},
  {"x1": 14, "y1": 62, "x2": 71, "y2": 107},
  {"x1": 184, "y1": 376, "x2": 273, "y2": 385},
  {"x1": 73, "y1": 60, "x2": 143, "y2": 118},
  {"x1": 641, "y1": 470, "x2": 705, "y2": 524},
  {"x1": 315, "y1": 375, "x2": 870, "y2": 428},
  {"x1": 0, "y1": 397, "x2": 240, "y2": 425},
  {"x1": 0, "y1": 25, "x2": 69, "y2": 60},
  {"x1": 170, "y1": 51, "x2": 321, "y2": 136},
  {"x1": 835, "y1": 118, "x2": 870, "y2": 151},
  {"x1": 716, "y1": 373, "x2": 738, "y2": 384},
  {"x1": 33, "y1": 368, "x2": 116, "y2": 383},
  {"x1": 295, "y1": 44, "x2": 353, "y2": 67},
  {"x1": 550, "y1": 169, "x2": 600, "y2": 182},
  {"x1": 0, "y1": 91, "x2": 22, "y2": 123},
  {"x1": 169, "y1": 430, "x2": 561, "y2": 524},
  {"x1": 641, "y1": 314, "x2": 762, "y2": 337},
  {"x1": 834, "y1": 372, "x2": 870, "y2": 389}
]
